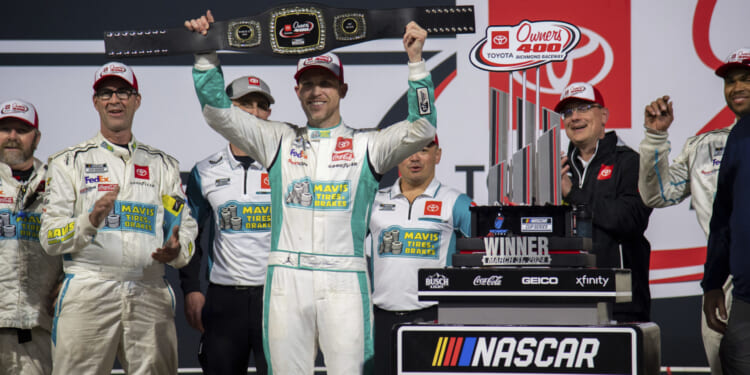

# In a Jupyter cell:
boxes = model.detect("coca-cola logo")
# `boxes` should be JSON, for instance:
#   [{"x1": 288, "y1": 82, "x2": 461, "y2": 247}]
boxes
[
  {"x1": 103, "y1": 65, "x2": 126, "y2": 73},
  {"x1": 473, "y1": 275, "x2": 503, "y2": 286},
  {"x1": 331, "y1": 152, "x2": 353, "y2": 162}
]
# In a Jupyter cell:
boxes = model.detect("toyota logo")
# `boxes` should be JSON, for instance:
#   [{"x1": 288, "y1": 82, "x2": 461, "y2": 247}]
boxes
[
  {"x1": 493, "y1": 34, "x2": 508, "y2": 46},
  {"x1": 263, "y1": 176, "x2": 269, "y2": 185},
  {"x1": 426, "y1": 203, "x2": 440, "y2": 212},
  {"x1": 136, "y1": 169, "x2": 147, "y2": 177}
]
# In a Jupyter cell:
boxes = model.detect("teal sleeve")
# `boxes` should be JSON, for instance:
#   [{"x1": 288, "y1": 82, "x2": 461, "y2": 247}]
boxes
[
  {"x1": 453, "y1": 194, "x2": 474, "y2": 237},
  {"x1": 186, "y1": 166, "x2": 210, "y2": 224},
  {"x1": 192, "y1": 65, "x2": 232, "y2": 110},
  {"x1": 406, "y1": 75, "x2": 437, "y2": 127}
]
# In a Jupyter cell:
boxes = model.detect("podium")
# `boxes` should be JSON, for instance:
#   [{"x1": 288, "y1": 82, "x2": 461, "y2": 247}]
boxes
[{"x1": 391, "y1": 267, "x2": 660, "y2": 374}]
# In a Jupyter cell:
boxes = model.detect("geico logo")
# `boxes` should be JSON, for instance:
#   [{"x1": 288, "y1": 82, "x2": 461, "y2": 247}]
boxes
[
  {"x1": 521, "y1": 276, "x2": 558, "y2": 285},
  {"x1": 470, "y1": 336, "x2": 600, "y2": 368}
]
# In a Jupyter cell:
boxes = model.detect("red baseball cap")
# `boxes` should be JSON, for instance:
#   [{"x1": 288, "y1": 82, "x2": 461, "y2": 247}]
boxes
[
  {"x1": 554, "y1": 82, "x2": 606, "y2": 113},
  {"x1": 295, "y1": 53, "x2": 344, "y2": 83},
  {"x1": 0, "y1": 99, "x2": 39, "y2": 129},
  {"x1": 715, "y1": 47, "x2": 750, "y2": 78},
  {"x1": 93, "y1": 62, "x2": 139, "y2": 91}
]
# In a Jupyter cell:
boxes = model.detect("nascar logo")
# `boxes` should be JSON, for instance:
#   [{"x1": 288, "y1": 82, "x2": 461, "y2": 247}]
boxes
[{"x1": 432, "y1": 336, "x2": 600, "y2": 369}]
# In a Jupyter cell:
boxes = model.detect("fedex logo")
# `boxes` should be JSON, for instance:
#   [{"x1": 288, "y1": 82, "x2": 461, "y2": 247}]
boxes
[{"x1": 85, "y1": 175, "x2": 110, "y2": 184}]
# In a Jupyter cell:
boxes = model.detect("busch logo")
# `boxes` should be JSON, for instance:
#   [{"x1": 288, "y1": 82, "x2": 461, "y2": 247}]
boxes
[
  {"x1": 425, "y1": 273, "x2": 449, "y2": 289},
  {"x1": 470, "y1": 20, "x2": 581, "y2": 72},
  {"x1": 473, "y1": 275, "x2": 503, "y2": 286},
  {"x1": 576, "y1": 275, "x2": 610, "y2": 288}
]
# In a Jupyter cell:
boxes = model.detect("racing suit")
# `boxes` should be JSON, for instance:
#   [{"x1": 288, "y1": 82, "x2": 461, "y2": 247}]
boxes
[
  {"x1": 0, "y1": 159, "x2": 61, "y2": 375},
  {"x1": 638, "y1": 123, "x2": 733, "y2": 374},
  {"x1": 179, "y1": 144, "x2": 271, "y2": 374},
  {"x1": 40, "y1": 132, "x2": 197, "y2": 375},
  {"x1": 192, "y1": 52, "x2": 436, "y2": 375},
  {"x1": 565, "y1": 131, "x2": 652, "y2": 322},
  {"x1": 368, "y1": 177, "x2": 471, "y2": 375}
]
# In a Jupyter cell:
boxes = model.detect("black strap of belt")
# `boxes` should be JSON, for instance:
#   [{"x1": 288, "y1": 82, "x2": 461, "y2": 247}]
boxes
[{"x1": 104, "y1": 4, "x2": 475, "y2": 58}]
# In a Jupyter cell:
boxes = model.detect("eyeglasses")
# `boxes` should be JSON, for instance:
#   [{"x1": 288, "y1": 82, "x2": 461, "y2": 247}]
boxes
[
  {"x1": 560, "y1": 103, "x2": 601, "y2": 120},
  {"x1": 95, "y1": 88, "x2": 137, "y2": 100}
]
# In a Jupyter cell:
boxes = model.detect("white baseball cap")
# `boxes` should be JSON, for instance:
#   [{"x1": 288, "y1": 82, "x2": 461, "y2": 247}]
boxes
[
  {"x1": 294, "y1": 53, "x2": 344, "y2": 83},
  {"x1": 226, "y1": 76, "x2": 275, "y2": 104},
  {"x1": 715, "y1": 47, "x2": 750, "y2": 78},
  {"x1": 555, "y1": 82, "x2": 606, "y2": 113},
  {"x1": 93, "y1": 62, "x2": 139, "y2": 91},
  {"x1": 0, "y1": 99, "x2": 39, "y2": 129}
]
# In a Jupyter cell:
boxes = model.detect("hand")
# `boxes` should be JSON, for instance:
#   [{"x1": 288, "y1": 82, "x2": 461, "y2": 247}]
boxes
[
  {"x1": 89, "y1": 187, "x2": 119, "y2": 227},
  {"x1": 185, "y1": 10, "x2": 215, "y2": 35},
  {"x1": 403, "y1": 21, "x2": 427, "y2": 63},
  {"x1": 561, "y1": 155, "x2": 572, "y2": 198},
  {"x1": 152, "y1": 226, "x2": 181, "y2": 263},
  {"x1": 184, "y1": 291, "x2": 206, "y2": 333},
  {"x1": 703, "y1": 288, "x2": 728, "y2": 334},
  {"x1": 644, "y1": 95, "x2": 674, "y2": 132}
]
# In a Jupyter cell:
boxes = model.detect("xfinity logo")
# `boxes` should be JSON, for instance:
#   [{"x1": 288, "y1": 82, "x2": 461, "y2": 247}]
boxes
[
  {"x1": 576, "y1": 275, "x2": 609, "y2": 288},
  {"x1": 522, "y1": 276, "x2": 559, "y2": 285},
  {"x1": 425, "y1": 273, "x2": 449, "y2": 289},
  {"x1": 473, "y1": 275, "x2": 503, "y2": 286}
]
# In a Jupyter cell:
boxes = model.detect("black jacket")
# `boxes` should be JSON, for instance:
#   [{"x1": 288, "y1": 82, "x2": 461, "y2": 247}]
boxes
[{"x1": 565, "y1": 131, "x2": 653, "y2": 322}]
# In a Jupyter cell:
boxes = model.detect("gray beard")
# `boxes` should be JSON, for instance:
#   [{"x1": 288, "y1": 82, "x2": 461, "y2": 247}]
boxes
[{"x1": 0, "y1": 148, "x2": 33, "y2": 168}]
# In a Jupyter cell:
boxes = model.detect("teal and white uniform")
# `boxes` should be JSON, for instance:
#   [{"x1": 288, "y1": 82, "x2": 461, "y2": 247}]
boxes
[{"x1": 192, "y1": 52, "x2": 436, "y2": 375}]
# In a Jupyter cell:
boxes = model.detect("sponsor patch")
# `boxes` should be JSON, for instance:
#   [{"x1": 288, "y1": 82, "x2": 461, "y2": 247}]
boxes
[
  {"x1": 134, "y1": 165, "x2": 150, "y2": 180},
  {"x1": 597, "y1": 164, "x2": 613, "y2": 180},
  {"x1": 335, "y1": 137, "x2": 353, "y2": 151},
  {"x1": 417, "y1": 87, "x2": 431, "y2": 115},
  {"x1": 379, "y1": 203, "x2": 396, "y2": 211},
  {"x1": 215, "y1": 178, "x2": 231, "y2": 187},
  {"x1": 98, "y1": 183, "x2": 118, "y2": 192},
  {"x1": 85, "y1": 163, "x2": 108, "y2": 173},
  {"x1": 424, "y1": 200, "x2": 442, "y2": 216},
  {"x1": 261, "y1": 173, "x2": 270, "y2": 189}
]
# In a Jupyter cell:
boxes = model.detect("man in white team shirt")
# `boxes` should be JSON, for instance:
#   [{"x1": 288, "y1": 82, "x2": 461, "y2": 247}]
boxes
[
  {"x1": 368, "y1": 135, "x2": 472, "y2": 375},
  {"x1": 179, "y1": 75, "x2": 274, "y2": 375},
  {"x1": 639, "y1": 47, "x2": 750, "y2": 374}
]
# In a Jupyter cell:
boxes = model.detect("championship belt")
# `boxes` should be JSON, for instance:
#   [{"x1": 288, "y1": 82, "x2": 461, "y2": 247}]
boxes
[{"x1": 104, "y1": 4, "x2": 475, "y2": 58}]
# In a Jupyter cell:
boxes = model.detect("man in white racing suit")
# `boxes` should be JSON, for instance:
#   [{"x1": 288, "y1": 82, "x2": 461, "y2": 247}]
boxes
[
  {"x1": 40, "y1": 62, "x2": 197, "y2": 374},
  {"x1": 638, "y1": 47, "x2": 750, "y2": 374},
  {"x1": 367, "y1": 135, "x2": 472, "y2": 375},
  {"x1": 186, "y1": 11, "x2": 435, "y2": 375},
  {"x1": 0, "y1": 99, "x2": 61, "y2": 375},
  {"x1": 179, "y1": 75, "x2": 274, "y2": 374}
]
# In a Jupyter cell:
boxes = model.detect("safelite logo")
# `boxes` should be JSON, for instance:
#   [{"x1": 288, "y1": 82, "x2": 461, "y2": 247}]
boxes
[{"x1": 470, "y1": 20, "x2": 581, "y2": 72}]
